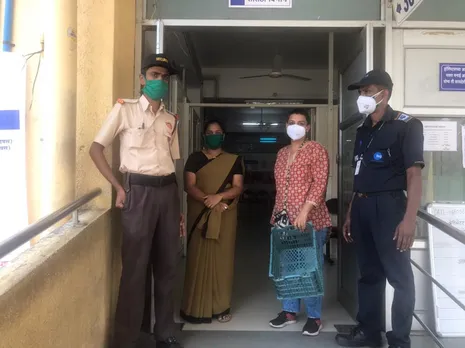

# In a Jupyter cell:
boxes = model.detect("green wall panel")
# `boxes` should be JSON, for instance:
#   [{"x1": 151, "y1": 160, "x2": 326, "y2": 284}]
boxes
[
  {"x1": 409, "y1": 0, "x2": 465, "y2": 22},
  {"x1": 147, "y1": 0, "x2": 380, "y2": 21}
]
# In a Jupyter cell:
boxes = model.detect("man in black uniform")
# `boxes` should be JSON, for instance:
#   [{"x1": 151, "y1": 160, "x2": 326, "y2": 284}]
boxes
[{"x1": 335, "y1": 70, "x2": 424, "y2": 348}]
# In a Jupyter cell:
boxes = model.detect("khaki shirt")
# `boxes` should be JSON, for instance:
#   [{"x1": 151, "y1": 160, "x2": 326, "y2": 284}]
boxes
[{"x1": 94, "y1": 95, "x2": 180, "y2": 176}]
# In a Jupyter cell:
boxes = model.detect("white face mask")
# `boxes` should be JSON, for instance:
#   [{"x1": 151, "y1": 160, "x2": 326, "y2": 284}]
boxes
[
  {"x1": 357, "y1": 90, "x2": 384, "y2": 115},
  {"x1": 286, "y1": 124, "x2": 307, "y2": 141}
]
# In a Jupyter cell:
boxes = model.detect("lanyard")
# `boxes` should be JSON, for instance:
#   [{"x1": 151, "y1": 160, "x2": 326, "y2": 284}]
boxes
[
  {"x1": 283, "y1": 140, "x2": 306, "y2": 210},
  {"x1": 359, "y1": 121, "x2": 385, "y2": 158}
]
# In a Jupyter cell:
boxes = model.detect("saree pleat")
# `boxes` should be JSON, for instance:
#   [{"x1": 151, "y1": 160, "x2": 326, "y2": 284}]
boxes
[{"x1": 181, "y1": 153, "x2": 240, "y2": 323}]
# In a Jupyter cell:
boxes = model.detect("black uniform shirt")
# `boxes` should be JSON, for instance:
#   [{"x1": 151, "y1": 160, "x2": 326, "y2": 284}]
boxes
[{"x1": 352, "y1": 106, "x2": 424, "y2": 193}]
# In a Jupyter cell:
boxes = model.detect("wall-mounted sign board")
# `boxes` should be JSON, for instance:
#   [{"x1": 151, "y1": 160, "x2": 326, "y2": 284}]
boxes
[
  {"x1": 392, "y1": 0, "x2": 424, "y2": 25},
  {"x1": 229, "y1": 0, "x2": 292, "y2": 9},
  {"x1": 440, "y1": 63, "x2": 465, "y2": 92}
]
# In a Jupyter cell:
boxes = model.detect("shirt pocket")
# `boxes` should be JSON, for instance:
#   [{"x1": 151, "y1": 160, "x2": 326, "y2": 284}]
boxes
[
  {"x1": 125, "y1": 128, "x2": 147, "y2": 149},
  {"x1": 366, "y1": 148, "x2": 391, "y2": 168}
]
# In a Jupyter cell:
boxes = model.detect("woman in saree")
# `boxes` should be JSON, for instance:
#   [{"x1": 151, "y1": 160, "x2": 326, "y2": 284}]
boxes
[{"x1": 180, "y1": 120, "x2": 244, "y2": 324}]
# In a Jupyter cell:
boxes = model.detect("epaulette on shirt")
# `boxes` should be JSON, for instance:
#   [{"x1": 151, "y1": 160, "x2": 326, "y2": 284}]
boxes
[
  {"x1": 166, "y1": 109, "x2": 180, "y2": 121},
  {"x1": 116, "y1": 98, "x2": 138, "y2": 105},
  {"x1": 395, "y1": 112, "x2": 413, "y2": 123}
]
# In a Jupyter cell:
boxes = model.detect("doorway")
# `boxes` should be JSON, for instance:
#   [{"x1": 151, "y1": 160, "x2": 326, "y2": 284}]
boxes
[
  {"x1": 175, "y1": 102, "x2": 351, "y2": 332},
  {"x1": 140, "y1": 22, "x2": 378, "y2": 333}
]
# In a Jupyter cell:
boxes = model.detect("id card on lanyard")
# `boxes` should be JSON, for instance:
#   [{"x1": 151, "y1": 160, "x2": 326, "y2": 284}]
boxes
[{"x1": 355, "y1": 122, "x2": 385, "y2": 176}]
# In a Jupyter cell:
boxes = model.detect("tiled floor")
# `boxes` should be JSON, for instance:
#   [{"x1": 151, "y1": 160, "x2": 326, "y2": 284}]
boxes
[
  {"x1": 143, "y1": 202, "x2": 349, "y2": 348},
  {"x1": 179, "y1": 330, "x2": 465, "y2": 348},
  {"x1": 138, "y1": 330, "x2": 463, "y2": 348},
  {"x1": 140, "y1": 202, "x2": 463, "y2": 347},
  {"x1": 179, "y1": 202, "x2": 353, "y2": 333}
]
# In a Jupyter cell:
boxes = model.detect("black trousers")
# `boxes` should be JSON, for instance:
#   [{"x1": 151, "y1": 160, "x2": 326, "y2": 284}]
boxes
[
  {"x1": 112, "y1": 181, "x2": 180, "y2": 348},
  {"x1": 351, "y1": 191, "x2": 415, "y2": 348}
]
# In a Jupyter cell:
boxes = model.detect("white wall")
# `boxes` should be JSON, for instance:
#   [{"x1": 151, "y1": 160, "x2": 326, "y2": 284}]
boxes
[
  {"x1": 187, "y1": 87, "x2": 201, "y2": 103},
  {"x1": 202, "y1": 68, "x2": 339, "y2": 100},
  {"x1": 390, "y1": 28, "x2": 465, "y2": 334}
]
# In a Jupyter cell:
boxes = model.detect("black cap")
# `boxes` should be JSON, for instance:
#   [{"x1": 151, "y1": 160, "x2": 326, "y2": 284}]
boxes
[
  {"x1": 142, "y1": 53, "x2": 178, "y2": 75},
  {"x1": 348, "y1": 69, "x2": 393, "y2": 91}
]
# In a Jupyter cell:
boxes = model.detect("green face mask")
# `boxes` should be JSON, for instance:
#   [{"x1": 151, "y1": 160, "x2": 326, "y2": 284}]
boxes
[
  {"x1": 142, "y1": 79, "x2": 168, "y2": 100},
  {"x1": 204, "y1": 134, "x2": 224, "y2": 149}
]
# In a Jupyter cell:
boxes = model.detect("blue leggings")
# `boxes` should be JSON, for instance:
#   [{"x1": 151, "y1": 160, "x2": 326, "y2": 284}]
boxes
[{"x1": 282, "y1": 228, "x2": 327, "y2": 319}]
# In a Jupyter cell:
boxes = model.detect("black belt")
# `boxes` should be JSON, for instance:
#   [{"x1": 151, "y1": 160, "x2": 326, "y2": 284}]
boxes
[
  {"x1": 128, "y1": 173, "x2": 176, "y2": 187},
  {"x1": 356, "y1": 190, "x2": 404, "y2": 198}
]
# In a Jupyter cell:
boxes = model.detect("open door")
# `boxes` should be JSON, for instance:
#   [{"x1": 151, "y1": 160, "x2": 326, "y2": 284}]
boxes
[
  {"x1": 168, "y1": 76, "x2": 189, "y2": 256},
  {"x1": 337, "y1": 25, "x2": 373, "y2": 319}
]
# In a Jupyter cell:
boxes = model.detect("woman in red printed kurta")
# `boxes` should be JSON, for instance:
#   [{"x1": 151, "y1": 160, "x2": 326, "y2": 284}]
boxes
[{"x1": 269, "y1": 109, "x2": 331, "y2": 337}]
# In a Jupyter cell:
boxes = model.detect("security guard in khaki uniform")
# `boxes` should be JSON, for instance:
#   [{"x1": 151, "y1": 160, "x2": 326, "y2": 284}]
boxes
[
  {"x1": 335, "y1": 70, "x2": 424, "y2": 348},
  {"x1": 90, "y1": 54, "x2": 183, "y2": 348}
]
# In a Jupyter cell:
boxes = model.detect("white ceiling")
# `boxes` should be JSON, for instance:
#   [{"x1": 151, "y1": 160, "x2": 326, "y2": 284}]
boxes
[{"x1": 144, "y1": 27, "x2": 364, "y2": 87}]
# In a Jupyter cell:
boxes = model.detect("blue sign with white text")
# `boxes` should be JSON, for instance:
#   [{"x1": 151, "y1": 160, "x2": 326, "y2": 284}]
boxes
[{"x1": 440, "y1": 63, "x2": 465, "y2": 92}]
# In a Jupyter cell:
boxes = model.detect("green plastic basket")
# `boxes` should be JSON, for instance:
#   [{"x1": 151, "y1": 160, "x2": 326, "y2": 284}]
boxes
[{"x1": 269, "y1": 224, "x2": 324, "y2": 300}]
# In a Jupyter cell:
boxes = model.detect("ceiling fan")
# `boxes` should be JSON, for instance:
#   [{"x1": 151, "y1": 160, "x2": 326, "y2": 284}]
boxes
[{"x1": 239, "y1": 54, "x2": 312, "y2": 81}]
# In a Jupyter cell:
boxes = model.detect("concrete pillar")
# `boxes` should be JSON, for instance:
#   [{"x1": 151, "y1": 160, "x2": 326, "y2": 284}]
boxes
[
  {"x1": 11, "y1": 0, "x2": 77, "y2": 236},
  {"x1": 75, "y1": 0, "x2": 135, "y2": 209},
  {"x1": 10, "y1": 0, "x2": 47, "y2": 227},
  {"x1": 40, "y1": 0, "x2": 77, "y2": 216}
]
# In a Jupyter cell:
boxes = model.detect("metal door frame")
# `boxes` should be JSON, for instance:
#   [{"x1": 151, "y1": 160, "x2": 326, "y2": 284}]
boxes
[
  {"x1": 136, "y1": 0, "x2": 377, "y2": 322},
  {"x1": 336, "y1": 23, "x2": 374, "y2": 319},
  {"x1": 180, "y1": 102, "x2": 325, "y2": 257}
]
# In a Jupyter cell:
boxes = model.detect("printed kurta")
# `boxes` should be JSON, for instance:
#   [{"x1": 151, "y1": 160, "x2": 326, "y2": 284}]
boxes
[{"x1": 272, "y1": 141, "x2": 332, "y2": 231}]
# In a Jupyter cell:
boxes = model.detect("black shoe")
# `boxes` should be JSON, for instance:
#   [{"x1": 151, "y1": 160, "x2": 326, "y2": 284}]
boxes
[
  {"x1": 335, "y1": 326, "x2": 382, "y2": 347},
  {"x1": 302, "y1": 318, "x2": 323, "y2": 336},
  {"x1": 157, "y1": 336, "x2": 183, "y2": 348},
  {"x1": 269, "y1": 311, "x2": 297, "y2": 328}
]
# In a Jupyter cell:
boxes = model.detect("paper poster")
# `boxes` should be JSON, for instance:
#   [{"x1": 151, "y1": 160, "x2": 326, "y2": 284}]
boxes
[
  {"x1": 0, "y1": 52, "x2": 29, "y2": 266},
  {"x1": 422, "y1": 121, "x2": 457, "y2": 152},
  {"x1": 427, "y1": 203, "x2": 465, "y2": 337}
]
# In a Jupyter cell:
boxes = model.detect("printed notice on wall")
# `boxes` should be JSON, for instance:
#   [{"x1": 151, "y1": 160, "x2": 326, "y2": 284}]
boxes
[
  {"x1": 422, "y1": 121, "x2": 457, "y2": 151},
  {"x1": 427, "y1": 203, "x2": 465, "y2": 337},
  {"x1": 422, "y1": 121, "x2": 457, "y2": 152},
  {"x1": 0, "y1": 52, "x2": 29, "y2": 267}
]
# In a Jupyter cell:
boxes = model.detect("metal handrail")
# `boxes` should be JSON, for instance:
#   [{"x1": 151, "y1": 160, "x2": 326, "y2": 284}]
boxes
[
  {"x1": 412, "y1": 208, "x2": 465, "y2": 348},
  {"x1": 417, "y1": 208, "x2": 465, "y2": 245},
  {"x1": 0, "y1": 188, "x2": 102, "y2": 259}
]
